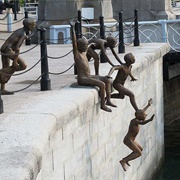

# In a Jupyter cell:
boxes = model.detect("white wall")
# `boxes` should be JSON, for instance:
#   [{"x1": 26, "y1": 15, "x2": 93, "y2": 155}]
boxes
[
  {"x1": 36, "y1": 44, "x2": 169, "y2": 180},
  {"x1": 0, "y1": 43, "x2": 170, "y2": 180}
]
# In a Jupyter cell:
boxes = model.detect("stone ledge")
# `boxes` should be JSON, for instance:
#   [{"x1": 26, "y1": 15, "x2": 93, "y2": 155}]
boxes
[{"x1": 0, "y1": 43, "x2": 170, "y2": 179}]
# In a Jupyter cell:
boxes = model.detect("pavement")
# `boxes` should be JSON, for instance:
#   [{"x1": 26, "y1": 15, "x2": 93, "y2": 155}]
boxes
[
  {"x1": 0, "y1": 10, "x2": 171, "y2": 117},
  {"x1": 0, "y1": 11, "x2": 123, "y2": 116}
]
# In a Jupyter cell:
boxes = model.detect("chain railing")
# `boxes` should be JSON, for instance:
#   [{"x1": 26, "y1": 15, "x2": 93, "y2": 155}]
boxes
[{"x1": 3, "y1": 10, "x2": 180, "y2": 113}]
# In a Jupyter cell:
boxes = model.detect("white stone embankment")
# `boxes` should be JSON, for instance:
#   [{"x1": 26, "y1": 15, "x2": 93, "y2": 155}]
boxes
[{"x1": 0, "y1": 43, "x2": 170, "y2": 180}]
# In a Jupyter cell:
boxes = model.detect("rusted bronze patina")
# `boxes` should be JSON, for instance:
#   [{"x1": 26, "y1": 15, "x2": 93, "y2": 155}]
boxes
[
  {"x1": 0, "y1": 18, "x2": 36, "y2": 95},
  {"x1": 70, "y1": 21, "x2": 116, "y2": 112},
  {"x1": 120, "y1": 99, "x2": 154, "y2": 171}
]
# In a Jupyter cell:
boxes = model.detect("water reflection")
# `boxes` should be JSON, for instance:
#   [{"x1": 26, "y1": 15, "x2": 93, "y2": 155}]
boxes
[{"x1": 156, "y1": 118, "x2": 180, "y2": 180}]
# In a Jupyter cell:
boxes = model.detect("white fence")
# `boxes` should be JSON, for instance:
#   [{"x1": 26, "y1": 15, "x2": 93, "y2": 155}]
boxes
[{"x1": 22, "y1": 2, "x2": 38, "y2": 19}]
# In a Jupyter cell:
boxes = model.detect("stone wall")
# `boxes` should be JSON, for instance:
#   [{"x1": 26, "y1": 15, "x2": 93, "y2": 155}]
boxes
[
  {"x1": 164, "y1": 76, "x2": 180, "y2": 125},
  {"x1": 36, "y1": 44, "x2": 169, "y2": 180},
  {"x1": 0, "y1": 43, "x2": 170, "y2": 180},
  {"x1": 38, "y1": 0, "x2": 114, "y2": 24},
  {"x1": 112, "y1": 0, "x2": 176, "y2": 21}
]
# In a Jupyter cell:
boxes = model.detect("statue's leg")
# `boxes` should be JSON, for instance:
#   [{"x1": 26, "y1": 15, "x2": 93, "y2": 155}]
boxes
[
  {"x1": 79, "y1": 76, "x2": 112, "y2": 112},
  {"x1": 0, "y1": 66, "x2": 15, "y2": 95},
  {"x1": 16, "y1": 56, "x2": 27, "y2": 71},
  {"x1": 87, "y1": 47, "x2": 99, "y2": 75},
  {"x1": 98, "y1": 76, "x2": 117, "y2": 108},
  {"x1": 0, "y1": 54, "x2": 15, "y2": 95}
]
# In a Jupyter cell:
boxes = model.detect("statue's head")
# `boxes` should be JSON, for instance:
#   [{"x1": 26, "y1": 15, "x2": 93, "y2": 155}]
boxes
[
  {"x1": 124, "y1": 53, "x2": 135, "y2": 65},
  {"x1": 135, "y1": 109, "x2": 147, "y2": 120},
  {"x1": 23, "y1": 18, "x2": 36, "y2": 31},
  {"x1": 106, "y1": 36, "x2": 117, "y2": 48},
  {"x1": 77, "y1": 37, "x2": 88, "y2": 52}
]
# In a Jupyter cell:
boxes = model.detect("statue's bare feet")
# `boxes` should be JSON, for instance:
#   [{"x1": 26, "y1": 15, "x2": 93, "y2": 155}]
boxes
[
  {"x1": 106, "y1": 100, "x2": 117, "y2": 107},
  {"x1": 101, "y1": 105, "x2": 112, "y2": 112},
  {"x1": 120, "y1": 160, "x2": 126, "y2": 171},
  {"x1": 1, "y1": 90, "x2": 14, "y2": 95}
]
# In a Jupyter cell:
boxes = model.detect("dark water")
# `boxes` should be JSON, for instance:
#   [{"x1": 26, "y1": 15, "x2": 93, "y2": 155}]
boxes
[{"x1": 155, "y1": 119, "x2": 180, "y2": 180}]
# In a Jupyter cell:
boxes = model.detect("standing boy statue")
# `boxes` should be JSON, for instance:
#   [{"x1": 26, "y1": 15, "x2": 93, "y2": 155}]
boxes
[
  {"x1": 70, "y1": 21, "x2": 116, "y2": 112},
  {"x1": 120, "y1": 99, "x2": 155, "y2": 171},
  {"x1": 87, "y1": 37, "x2": 124, "y2": 75},
  {"x1": 0, "y1": 17, "x2": 36, "y2": 95},
  {"x1": 107, "y1": 53, "x2": 138, "y2": 111}
]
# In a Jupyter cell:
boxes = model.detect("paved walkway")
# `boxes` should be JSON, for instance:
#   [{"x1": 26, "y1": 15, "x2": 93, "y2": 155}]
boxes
[
  {"x1": 0, "y1": 10, "x2": 124, "y2": 117},
  {"x1": 0, "y1": 10, "x2": 169, "y2": 118}
]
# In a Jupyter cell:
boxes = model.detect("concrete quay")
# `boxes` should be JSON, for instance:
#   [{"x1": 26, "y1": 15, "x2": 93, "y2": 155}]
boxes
[{"x1": 0, "y1": 42, "x2": 170, "y2": 180}]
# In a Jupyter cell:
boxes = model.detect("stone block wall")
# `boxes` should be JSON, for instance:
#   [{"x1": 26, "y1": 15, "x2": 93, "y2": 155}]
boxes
[
  {"x1": 36, "y1": 44, "x2": 169, "y2": 179},
  {"x1": 0, "y1": 43, "x2": 170, "y2": 180},
  {"x1": 112, "y1": 0, "x2": 175, "y2": 21}
]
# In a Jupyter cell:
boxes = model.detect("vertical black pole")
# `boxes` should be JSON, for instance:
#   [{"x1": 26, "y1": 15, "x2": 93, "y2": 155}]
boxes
[
  {"x1": 99, "y1": 15, "x2": 107, "y2": 63},
  {"x1": 25, "y1": 11, "x2": 31, "y2": 45},
  {"x1": 40, "y1": 27, "x2": 51, "y2": 91},
  {"x1": 0, "y1": 90, "x2": 4, "y2": 114},
  {"x1": 99, "y1": 15, "x2": 105, "y2": 39},
  {"x1": 77, "y1": 10, "x2": 82, "y2": 38},
  {"x1": 14, "y1": 0, "x2": 17, "y2": 20},
  {"x1": 73, "y1": 21, "x2": 81, "y2": 75},
  {"x1": 118, "y1": 11, "x2": 125, "y2": 53},
  {"x1": 75, "y1": 21, "x2": 81, "y2": 39},
  {"x1": 134, "y1": 9, "x2": 140, "y2": 46}
]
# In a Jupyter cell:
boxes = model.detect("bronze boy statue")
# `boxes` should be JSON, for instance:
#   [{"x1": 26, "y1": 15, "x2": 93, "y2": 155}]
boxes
[
  {"x1": 0, "y1": 17, "x2": 36, "y2": 95},
  {"x1": 87, "y1": 37, "x2": 124, "y2": 75},
  {"x1": 107, "y1": 53, "x2": 138, "y2": 111},
  {"x1": 120, "y1": 99, "x2": 155, "y2": 171},
  {"x1": 70, "y1": 21, "x2": 116, "y2": 112}
]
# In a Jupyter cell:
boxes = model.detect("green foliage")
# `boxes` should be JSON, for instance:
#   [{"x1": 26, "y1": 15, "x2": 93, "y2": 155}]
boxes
[{"x1": 19, "y1": 0, "x2": 25, "y2": 6}]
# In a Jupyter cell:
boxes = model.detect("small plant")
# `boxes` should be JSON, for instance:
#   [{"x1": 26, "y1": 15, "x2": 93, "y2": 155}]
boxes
[{"x1": 19, "y1": 0, "x2": 25, "y2": 7}]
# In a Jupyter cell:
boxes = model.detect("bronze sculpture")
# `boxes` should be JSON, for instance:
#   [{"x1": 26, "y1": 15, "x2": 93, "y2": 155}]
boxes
[
  {"x1": 70, "y1": 21, "x2": 116, "y2": 112},
  {"x1": 107, "y1": 53, "x2": 138, "y2": 111},
  {"x1": 120, "y1": 99, "x2": 155, "y2": 171},
  {"x1": 87, "y1": 37, "x2": 123, "y2": 75},
  {"x1": 0, "y1": 17, "x2": 36, "y2": 95}
]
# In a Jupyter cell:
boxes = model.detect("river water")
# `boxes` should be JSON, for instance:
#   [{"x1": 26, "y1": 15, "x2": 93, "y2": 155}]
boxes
[{"x1": 155, "y1": 118, "x2": 180, "y2": 180}]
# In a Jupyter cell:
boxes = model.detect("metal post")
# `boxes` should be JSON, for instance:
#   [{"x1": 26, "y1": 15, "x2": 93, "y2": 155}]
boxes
[
  {"x1": 99, "y1": 15, "x2": 107, "y2": 63},
  {"x1": 25, "y1": 11, "x2": 31, "y2": 45},
  {"x1": 77, "y1": 10, "x2": 82, "y2": 38},
  {"x1": 39, "y1": 27, "x2": 51, "y2": 91},
  {"x1": 0, "y1": 90, "x2": 4, "y2": 114},
  {"x1": 99, "y1": 15, "x2": 105, "y2": 39},
  {"x1": 7, "y1": 9, "x2": 13, "y2": 32},
  {"x1": 75, "y1": 21, "x2": 81, "y2": 39},
  {"x1": 73, "y1": 21, "x2": 82, "y2": 75},
  {"x1": 158, "y1": 19, "x2": 167, "y2": 43},
  {"x1": 14, "y1": 0, "x2": 17, "y2": 20},
  {"x1": 118, "y1": 11, "x2": 125, "y2": 53},
  {"x1": 134, "y1": 9, "x2": 140, "y2": 46}
]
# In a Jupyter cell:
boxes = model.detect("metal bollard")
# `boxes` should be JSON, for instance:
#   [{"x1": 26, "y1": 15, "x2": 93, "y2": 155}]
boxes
[
  {"x1": 39, "y1": 27, "x2": 51, "y2": 91},
  {"x1": 99, "y1": 15, "x2": 107, "y2": 63},
  {"x1": 134, "y1": 9, "x2": 140, "y2": 46},
  {"x1": 13, "y1": 0, "x2": 17, "y2": 20},
  {"x1": 0, "y1": 90, "x2": 4, "y2": 114},
  {"x1": 7, "y1": 10, "x2": 13, "y2": 32},
  {"x1": 99, "y1": 15, "x2": 105, "y2": 40},
  {"x1": 118, "y1": 11, "x2": 125, "y2": 53},
  {"x1": 77, "y1": 10, "x2": 82, "y2": 38},
  {"x1": 75, "y1": 21, "x2": 81, "y2": 39},
  {"x1": 25, "y1": 11, "x2": 31, "y2": 45},
  {"x1": 73, "y1": 21, "x2": 82, "y2": 75}
]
